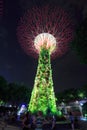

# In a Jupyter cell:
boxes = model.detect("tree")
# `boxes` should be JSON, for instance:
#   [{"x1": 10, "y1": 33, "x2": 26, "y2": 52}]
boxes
[
  {"x1": 0, "y1": 76, "x2": 8, "y2": 101},
  {"x1": 0, "y1": 76, "x2": 31, "y2": 106},
  {"x1": 77, "y1": 88, "x2": 86, "y2": 99},
  {"x1": 83, "y1": 84, "x2": 87, "y2": 98},
  {"x1": 7, "y1": 83, "x2": 31, "y2": 105},
  {"x1": 82, "y1": 102, "x2": 87, "y2": 117}
]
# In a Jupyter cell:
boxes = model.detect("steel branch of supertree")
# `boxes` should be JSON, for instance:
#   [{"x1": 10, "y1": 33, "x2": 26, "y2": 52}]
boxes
[{"x1": 17, "y1": 5, "x2": 74, "y2": 59}]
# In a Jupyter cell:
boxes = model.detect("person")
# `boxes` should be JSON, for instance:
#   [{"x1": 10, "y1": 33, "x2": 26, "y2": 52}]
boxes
[
  {"x1": 51, "y1": 115, "x2": 56, "y2": 130},
  {"x1": 22, "y1": 112, "x2": 31, "y2": 130},
  {"x1": 74, "y1": 116, "x2": 79, "y2": 129},
  {"x1": 69, "y1": 112, "x2": 74, "y2": 130},
  {"x1": 47, "y1": 115, "x2": 56, "y2": 130},
  {"x1": 30, "y1": 114, "x2": 36, "y2": 130},
  {"x1": 34, "y1": 111, "x2": 45, "y2": 130}
]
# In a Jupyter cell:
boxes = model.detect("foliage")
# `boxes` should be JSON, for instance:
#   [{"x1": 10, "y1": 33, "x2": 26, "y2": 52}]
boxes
[
  {"x1": 0, "y1": 76, "x2": 8, "y2": 101},
  {"x1": 0, "y1": 76, "x2": 31, "y2": 105},
  {"x1": 82, "y1": 102, "x2": 87, "y2": 117},
  {"x1": 28, "y1": 48, "x2": 59, "y2": 115},
  {"x1": 7, "y1": 83, "x2": 31, "y2": 105},
  {"x1": 0, "y1": 100, "x2": 5, "y2": 106},
  {"x1": 56, "y1": 88, "x2": 77, "y2": 103},
  {"x1": 56, "y1": 85, "x2": 87, "y2": 103}
]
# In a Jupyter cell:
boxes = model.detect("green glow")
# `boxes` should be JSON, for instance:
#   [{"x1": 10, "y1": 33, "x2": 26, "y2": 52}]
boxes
[
  {"x1": 28, "y1": 47, "x2": 60, "y2": 115},
  {"x1": 78, "y1": 93, "x2": 84, "y2": 98},
  {"x1": 85, "y1": 114, "x2": 87, "y2": 117},
  {"x1": 0, "y1": 100, "x2": 4, "y2": 106}
]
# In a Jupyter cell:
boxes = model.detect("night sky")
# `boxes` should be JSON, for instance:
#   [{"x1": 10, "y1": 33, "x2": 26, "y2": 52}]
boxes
[{"x1": 0, "y1": 0, "x2": 87, "y2": 92}]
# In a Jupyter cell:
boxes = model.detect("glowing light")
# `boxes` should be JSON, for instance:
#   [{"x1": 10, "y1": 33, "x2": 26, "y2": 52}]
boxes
[
  {"x1": 9, "y1": 105, "x2": 12, "y2": 107},
  {"x1": 17, "y1": 104, "x2": 27, "y2": 116},
  {"x1": 80, "y1": 117, "x2": 87, "y2": 121},
  {"x1": 34, "y1": 33, "x2": 56, "y2": 54},
  {"x1": 80, "y1": 103, "x2": 83, "y2": 106},
  {"x1": 85, "y1": 114, "x2": 87, "y2": 118},
  {"x1": 78, "y1": 93, "x2": 84, "y2": 98},
  {"x1": 28, "y1": 48, "x2": 60, "y2": 115}
]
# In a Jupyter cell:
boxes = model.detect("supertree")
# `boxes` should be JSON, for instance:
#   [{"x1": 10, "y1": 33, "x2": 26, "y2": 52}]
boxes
[{"x1": 17, "y1": 6, "x2": 74, "y2": 115}]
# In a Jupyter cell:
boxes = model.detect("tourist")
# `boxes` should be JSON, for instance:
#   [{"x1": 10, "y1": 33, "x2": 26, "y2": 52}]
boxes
[
  {"x1": 47, "y1": 115, "x2": 56, "y2": 130},
  {"x1": 22, "y1": 112, "x2": 31, "y2": 130},
  {"x1": 34, "y1": 111, "x2": 45, "y2": 130},
  {"x1": 69, "y1": 112, "x2": 74, "y2": 130},
  {"x1": 51, "y1": 115, "x2": 56, "y2": 130}
]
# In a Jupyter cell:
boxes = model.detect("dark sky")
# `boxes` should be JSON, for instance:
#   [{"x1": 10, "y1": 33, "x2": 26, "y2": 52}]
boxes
[{"x1": 0, "y1": 0, "x2": 87, "y2": 92}]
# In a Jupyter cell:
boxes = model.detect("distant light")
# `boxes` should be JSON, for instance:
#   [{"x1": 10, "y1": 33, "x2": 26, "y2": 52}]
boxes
[
  {"x1": 80, "y1": 117, "x2": 87, "y2": 121},
  {"x1": 78, "y1": 93, "x2": 84, "y2": 98},
  {"x1": 21, "y1": 104, "x2": 26, "y2": 107},
  {"x1": 76, "y1": 101, "x2": 79, "y2": 104},
  {"x1": 17, "y1": 104, "x2": 27, "y2": 116},
  {"x1": 9, "y1": 105, "x2": 12, "y2": 107},
  {"x1": 80, "y1": 103, "x2": 83, "y2": 106},
  {"x1": 85, "y1": 114, "x2": 87, "y2": 117},
  {"x1": 34, "y1": 33, "x2": 56, "y2": 54}
]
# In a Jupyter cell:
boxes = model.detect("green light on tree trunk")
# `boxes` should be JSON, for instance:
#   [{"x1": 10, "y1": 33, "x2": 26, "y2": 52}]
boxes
[{"x1": 28, "y1": 48, "x2": 60, "y2": 115}]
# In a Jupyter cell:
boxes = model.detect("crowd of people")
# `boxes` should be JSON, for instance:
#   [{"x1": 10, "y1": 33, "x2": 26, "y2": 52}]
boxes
[
  {"x1": 22, "y1": 111, "x2": 56, "y2": 130},
  {"x1": 0, "y1": 107, "x2": 79, "y2": 130},
  {"x1": 22, "y1": 110, "x2": 80, "y2": 130}
]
